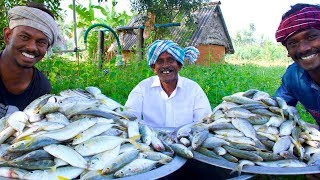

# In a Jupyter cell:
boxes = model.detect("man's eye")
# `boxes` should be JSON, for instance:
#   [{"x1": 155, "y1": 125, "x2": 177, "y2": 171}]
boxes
[
  {"x1": 38, "y1": 41, "x2": 49, "y2": 47},
  {"x1": 287, "y1": 41, "x2": 297, "y2": 48},
  {"x1": 168, "y1": 58, "x2": 175, "y2": 63},
  {"x1": 19, "y1": 35, "x2": 28, "y2": 40},
  {"x1": 307, "y1": 34, "x2": 318, "y2": 41}
]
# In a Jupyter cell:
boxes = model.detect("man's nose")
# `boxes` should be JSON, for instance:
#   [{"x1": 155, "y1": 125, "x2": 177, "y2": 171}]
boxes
[
  {"x1": 25, "y1": 40, "x2": 37, "y2": 52},
  {"x1": 297, "y1": 40, "x2": 312, "y2": 54}
]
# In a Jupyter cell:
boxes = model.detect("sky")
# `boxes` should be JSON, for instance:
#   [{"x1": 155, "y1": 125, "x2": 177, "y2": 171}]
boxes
[
  {"x1": 218, "y1": 0, "x2": 318, "y2": 41},
  {"x1": 62, "y1": 0, "x2": 318, "y2": 41}
]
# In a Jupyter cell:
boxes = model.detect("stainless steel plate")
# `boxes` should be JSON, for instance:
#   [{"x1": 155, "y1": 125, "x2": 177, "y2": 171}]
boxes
[{"x1": 193, "y1": 151, "x2": 320, "y2": 175}]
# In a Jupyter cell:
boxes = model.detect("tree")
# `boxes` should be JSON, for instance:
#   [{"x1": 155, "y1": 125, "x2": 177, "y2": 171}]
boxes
[
  {"x1": 0, "y1": 0, "x2": 61, "y2": 50},
  {"x1": 234, "y1": 23, "x2": 256, "y2": 45},
  {"x1": 129, "y1": 0, "x2": 209, "y2": 40}
]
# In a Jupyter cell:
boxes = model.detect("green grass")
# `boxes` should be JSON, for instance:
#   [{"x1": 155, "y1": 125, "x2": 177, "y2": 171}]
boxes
[{"x1": 36, "y1": 56, "x2": 315, "y2": 124}]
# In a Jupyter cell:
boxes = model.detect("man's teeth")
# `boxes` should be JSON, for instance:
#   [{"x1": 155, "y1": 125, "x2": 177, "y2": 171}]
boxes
[
  {"x1": 163, "y1": 71, "x2": 170, "y2": 74},
  {"x1": 22, "y1": 52, "x2": 35, "y2": 58},
  {"x1": 301, "y1": 54, "x2": 317, "y2": 61}
]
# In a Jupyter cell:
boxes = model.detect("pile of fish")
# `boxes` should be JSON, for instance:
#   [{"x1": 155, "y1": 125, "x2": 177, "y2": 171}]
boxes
[
  {"x1": 174, "y1": 89, "x2": 320, "y2": 175},
  {"x1": 0, "y1": 87, "x2": 187, "y2": 179}
]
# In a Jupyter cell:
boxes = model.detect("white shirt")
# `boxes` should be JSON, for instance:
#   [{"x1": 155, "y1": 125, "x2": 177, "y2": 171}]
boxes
[{"x1": 125, "y1": 75, "x2": 212, "y2": 128}]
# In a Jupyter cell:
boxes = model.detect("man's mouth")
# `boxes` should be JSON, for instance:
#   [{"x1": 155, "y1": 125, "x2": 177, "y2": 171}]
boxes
[
  {"x1": 300, "y1": 53, "x2": 317, "y2": 61},
  {"x1": 22, "y1": 52, "x2": 35, "y2": 59}
]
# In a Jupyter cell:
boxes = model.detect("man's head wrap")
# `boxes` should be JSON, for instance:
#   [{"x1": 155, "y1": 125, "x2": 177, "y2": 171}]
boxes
[
  {"x1": 275, "y1": 6, "x2": 320, "y2": 45},
  {"x1": 147, "y1": 40, "x2": 199, "y2": 66},
  {"x1": 8, "y1": 6, "x2": 62, "y2": 54}
]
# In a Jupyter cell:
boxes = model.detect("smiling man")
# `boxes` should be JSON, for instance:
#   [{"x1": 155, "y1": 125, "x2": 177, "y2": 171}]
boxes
[
  {"x1": 0, "y1": 3, "x2": 61, "y2": 117},
  {"x1": 275, "y1": 3, "x2": 320, "y2": 127},
  {"x1": 125, "y1": 40, "x2": 212, "y2": 127}
]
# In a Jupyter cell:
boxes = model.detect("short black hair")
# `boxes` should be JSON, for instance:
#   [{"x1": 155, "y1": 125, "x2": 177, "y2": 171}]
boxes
[
  {"x1": 282, "y1": 3, "x2": 320, "y2": 20},
  {"x1": 26, "y1": 2, "x2": 55, "y2": 19}
]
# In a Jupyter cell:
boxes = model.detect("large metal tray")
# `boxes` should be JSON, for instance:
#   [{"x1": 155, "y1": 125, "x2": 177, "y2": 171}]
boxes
[{"x1": 193, "y1": 151, "x2": 320, "y2": 175}]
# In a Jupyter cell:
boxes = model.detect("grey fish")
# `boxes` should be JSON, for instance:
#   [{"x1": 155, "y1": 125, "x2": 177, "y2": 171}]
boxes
[
  {"x1": 7, "y1": 137, "x2": 60, "y2": 153},
  {"x1": 242, "y1": 89, "x2": 260, "y2": 98},
  {"x1": 7, "y1": 159, "x2": 55, "y2": 170},
  {"x1": 196, "y1": 147, "x2": 223, "y2": 160},
  {"x1": 255, "y1": 159, "x2": 307, "y2": 167},
  {"x1": 261, "y1": 97, "x2": 278, "y2": 107},
  {"x1": 222, "y1": 153, "x2": 239, "y2": 163},
  {"x1": 247, "y1": 115, "x2": 269, "y2": 125},
  {"x1": 209, "y1": 122, "x2": 235, "y2": 131},
  {"x1": 273, "y1": 136, "x2": 291, "y2": 154},
  {"x1": 231, "y1": 160, "x2": 255, "y2": 176},
  {"x1": 223, "y1": 145, "x2": 263, "y2": 162},
  {"x1": 169, "y1": 143, "x2": 193, "y2": 159},
  {"x1": 114, "y1": 158, "x2": 158, "y2": 178},
  {"x1": 224, "y1": 107, "x2": 256, "y2": 119},
  {"x1": 202, "y1": 136, "x2": 230, "y2": 149},
  {"x1": 9, "y1": 150, "x2": 52, "y2": 163},
  {"x1": 102, "y1": 149, "x2": 140, "y2": 174},
  {"x1": 191, "y1": 130, "x2": 209, "y2": 150},
  {"x1": 223, "y1": 94, "x2": 262, "y2": 105},
  {"x1": 252, "y1": 151, "x2": 283, "y2": 161}
]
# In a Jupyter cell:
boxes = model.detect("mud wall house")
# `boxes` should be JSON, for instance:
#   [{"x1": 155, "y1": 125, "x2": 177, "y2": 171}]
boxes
[{"x1": 109, "y1": 1, "x2": 234, "y2": 66}]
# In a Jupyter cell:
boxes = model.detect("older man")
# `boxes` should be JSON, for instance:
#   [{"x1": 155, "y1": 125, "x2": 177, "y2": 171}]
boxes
[
  {"x1": 125, "y1": 40, "x2": 212, "y2": 127},
  {"x1": 0, "y1": 3, "x2": 62, "y2": 117},
  {"x1": 274, "y1": 3, "x2": 320, "y2": 128}
]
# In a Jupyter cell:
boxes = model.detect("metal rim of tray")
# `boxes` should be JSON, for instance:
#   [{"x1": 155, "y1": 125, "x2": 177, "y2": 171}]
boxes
[{"x1": 193, "y1": 151, "x2": 320, "y2": 175}]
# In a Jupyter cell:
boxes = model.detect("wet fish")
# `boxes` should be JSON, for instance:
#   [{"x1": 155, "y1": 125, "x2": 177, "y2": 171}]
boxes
[
  {"x1": 255, "y1": 159, "x2": 307, "y2": 167},
  {"x1": 114, "y1": 158, "x2": 158, "y2": 178},
  {"x1": 43, "y1": 144, "x2": 87, "y2": 169}
]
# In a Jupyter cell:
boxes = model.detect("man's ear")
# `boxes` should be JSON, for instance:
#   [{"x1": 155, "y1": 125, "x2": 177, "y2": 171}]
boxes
[
  {"x1": 151, "y1": 64, "x2": 156, "y2": 72},
  {"x1": 3, "y1": 27, "x2": 12, "y2": 44}
]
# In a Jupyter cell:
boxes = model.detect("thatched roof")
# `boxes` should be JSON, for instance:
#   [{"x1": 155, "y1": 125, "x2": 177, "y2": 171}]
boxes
[{"x1": 114, "y1": 1, "x2": 234, "y2": 54}]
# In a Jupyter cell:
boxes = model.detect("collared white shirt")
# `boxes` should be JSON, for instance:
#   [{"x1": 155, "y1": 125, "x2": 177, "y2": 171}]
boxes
[{"x1": 125, "y1": 75, "x2": 212, "y2": 128}]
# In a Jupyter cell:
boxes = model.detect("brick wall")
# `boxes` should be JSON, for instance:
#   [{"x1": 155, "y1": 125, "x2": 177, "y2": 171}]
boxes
[{"x1": 196, "y1": 44, "x2": 226, "y2": 66}]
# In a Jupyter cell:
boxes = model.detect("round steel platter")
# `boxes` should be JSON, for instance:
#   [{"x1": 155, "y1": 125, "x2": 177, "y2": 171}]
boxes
[{"x1": 193, "y1": 151, "x2": 320, "y2": 175}]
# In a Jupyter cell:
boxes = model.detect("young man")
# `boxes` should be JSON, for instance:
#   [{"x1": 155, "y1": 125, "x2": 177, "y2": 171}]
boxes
[
  {"x1": 125, "y1": 40, "x2": 212, "y2": 127},
  {"x1": 0, "y1": 3, "x2": 62, "y2": 117},
  {"x1": 275, "y1": 3, "x2": 320, "y2": 127}
]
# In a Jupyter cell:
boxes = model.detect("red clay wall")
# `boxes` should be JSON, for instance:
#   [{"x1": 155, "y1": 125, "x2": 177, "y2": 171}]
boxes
[{"x1": 196, "y1": 44, "x2": 226, "y2": 66}]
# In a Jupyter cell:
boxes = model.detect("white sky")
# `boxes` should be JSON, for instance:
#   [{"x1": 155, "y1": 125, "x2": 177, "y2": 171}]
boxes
[
  {"x1": 219, "y1": 0, "x2": 318, "y2": 41},
  {"x1": 62, "y1": 0, "x2": 318, "y2": 41}
]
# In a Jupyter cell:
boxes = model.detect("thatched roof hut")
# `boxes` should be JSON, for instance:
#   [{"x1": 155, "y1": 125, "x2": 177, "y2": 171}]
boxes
[{"x1": 112, "y1": 1, "x2": 234, "y2": 65}]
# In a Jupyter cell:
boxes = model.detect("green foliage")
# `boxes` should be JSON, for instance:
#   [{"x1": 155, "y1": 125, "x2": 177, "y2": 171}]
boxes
[
  {"x1": 230, "y1": 24, "x2": 290, "y2": 62},
  {"x1": 0, "y1": 0, "x2": 61, "y2": 50},
  {"x1": 129, "y1": 0, "x2": 209, "y2": 39},
  {"x1": 68, "y1": 0, "x2": 131, "y2": 60}
]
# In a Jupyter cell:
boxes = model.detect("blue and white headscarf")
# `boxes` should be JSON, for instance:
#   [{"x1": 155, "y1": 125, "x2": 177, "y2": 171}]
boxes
[{"x1": 147, "y1": 40, "x2": 199, "y2": 66}]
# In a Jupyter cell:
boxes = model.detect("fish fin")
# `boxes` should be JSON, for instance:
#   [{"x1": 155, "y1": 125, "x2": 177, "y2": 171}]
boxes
[
  {"x1": 230, "y1": 164, "x2": 242, "y2": 176},
  {"x1": 48, "y1": 166, "x2": 57, "y2": 172},
  {"x1": 128, "y1": 135, "x2": 142, "y2": 150},
  {"x1": 57, "y1": 176, "x2": 69, "y2": 180},
  {"x1": 254, "y1": 139, "x2": 267, "y2": 151}
]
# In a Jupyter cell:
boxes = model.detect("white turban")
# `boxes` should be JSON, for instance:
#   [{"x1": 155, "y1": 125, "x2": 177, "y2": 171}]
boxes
[{"x1": 8, "y1": 6, "x2": 62, "y2": 54}]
